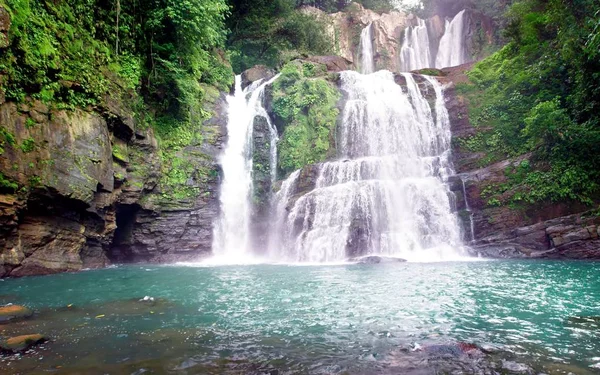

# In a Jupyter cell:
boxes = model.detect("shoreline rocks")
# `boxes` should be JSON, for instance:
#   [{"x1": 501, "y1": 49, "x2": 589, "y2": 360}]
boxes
[
  {"x1": 1, "y1": 333, "x2": 46, "y2": 352},
  {"x1": 0, "y1": 304, "x2": 32, "y2": 323}
]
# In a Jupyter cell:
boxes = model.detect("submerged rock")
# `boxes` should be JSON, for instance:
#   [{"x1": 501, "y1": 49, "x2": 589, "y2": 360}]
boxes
[
  {"x1": 1, "y1": 333, "x2": 46, "y2": 352},
  {"x1": 350, "y1": 256, "x2": 407, "y2": 264},
  {"x1": 0, "y1": 304, "x2": 33, "y2": 322}
]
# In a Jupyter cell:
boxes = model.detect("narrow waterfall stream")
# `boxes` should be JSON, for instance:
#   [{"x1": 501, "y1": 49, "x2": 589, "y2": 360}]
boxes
[
  {"x1": 359, "y1": 23, "x2": 375, "y2": 74},
  {"x1": 212, "y1": 74, "x2": 279, "y2": 261},
  {"x1": 271, "y1": 71, "x2": 463, "y2": 262}
]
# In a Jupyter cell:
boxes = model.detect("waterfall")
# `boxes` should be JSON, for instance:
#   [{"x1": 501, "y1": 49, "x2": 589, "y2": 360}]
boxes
[
  {"x1": 399, "y1": 19, "x2": 433, "y2": 72},
  {"x1": 212, "y1": 74, "x2": 279, "y2": 260},
  {"x1": 271, "y1": 71, "x2": 464, "y2": 262},
  {"x1": 436, "y1": 10, "x2": 468, "y2": 69},
  {"x1": 359, "y1": 23, "x2": 375, "y2": 74},
  {"x1": 398, "y1": 10, "x2": 470, "y2": 72}
]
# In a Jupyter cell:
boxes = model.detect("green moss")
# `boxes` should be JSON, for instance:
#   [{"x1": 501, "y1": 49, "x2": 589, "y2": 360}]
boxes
[
  {"x1": 19, "y1": 137, "x2": 36, "y2": 153},
  {"x1": 112, "y1": 143, "x2": 128, "y2": 163},
  {"x1": 272, "y1": 62, "x2": 341, "y2": 176},
  {"x1": 417, "y1": 68, "x2": 444, "y2": 77},
  {"x1": 25, "y1": 117, "x2": 36, "y2": 128},
  {"x1": 0, "y1": 172, "x2": 18, "y2": 192},
  {"x1": 0, "y1": 127, "x2": 16, "y2": 155}
]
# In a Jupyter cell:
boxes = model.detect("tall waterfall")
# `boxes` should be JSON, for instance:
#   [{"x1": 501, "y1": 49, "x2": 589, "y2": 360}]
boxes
[
  {"x1": 359, "y1": 23, "x2": 375, "y2": 74},
  {"x1": 212, "y1": 74, "x2": 279, "y2": 260},
  {"x1": 399, "y1": 10, "x2": 469, "y2": 71},
  {"x1": 271, "y1": 71, "x2": 463, "y2": 262},
  {"x1": 436, "y1": 10, "x2": 467, "y2": 69},
  {"x1": 399, "y1": 19, "x2": 433, "y2": 72}
]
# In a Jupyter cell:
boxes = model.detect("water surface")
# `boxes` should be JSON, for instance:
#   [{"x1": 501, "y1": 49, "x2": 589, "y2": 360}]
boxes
[{"x1": 1, "y1": 260, "x2": 599, "y2": 374}]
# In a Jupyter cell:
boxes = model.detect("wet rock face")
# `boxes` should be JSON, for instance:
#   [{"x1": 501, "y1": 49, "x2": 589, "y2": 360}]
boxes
[
  {"x1": 0, "y1": 5, "x2": 10, "y2": 49},
  {"x1": 250, "y1": 116, "x2": 273, "y2": 252},
  {"x1": 0, "y1": 102, "x2": 119, "y2": 277},
  {"x1": 1, "y1": 88, "x2": 228, "y2": 275}
]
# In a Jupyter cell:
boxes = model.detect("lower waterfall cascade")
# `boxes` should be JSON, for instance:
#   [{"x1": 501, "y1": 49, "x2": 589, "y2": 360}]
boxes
[
  {"x1": 268, "y1": 70, "x2": 465, "y2": 263},
  {"x1": 212, "y1": 74, "x2": 280, "y2": 261}
]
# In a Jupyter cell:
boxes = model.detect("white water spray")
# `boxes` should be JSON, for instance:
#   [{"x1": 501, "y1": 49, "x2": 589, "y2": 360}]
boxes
[{"x1": 212, "y1": 74, "x2": 279, "y2": 261}]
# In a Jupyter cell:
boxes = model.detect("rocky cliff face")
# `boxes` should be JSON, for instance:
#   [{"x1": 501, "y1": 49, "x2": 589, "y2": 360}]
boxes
[
  {"x1": 0, "y1": 91, "x2": 228, "y2": 277},
  {"x1": 441, "y1": 64, "x2": 600, "y2": 259}
]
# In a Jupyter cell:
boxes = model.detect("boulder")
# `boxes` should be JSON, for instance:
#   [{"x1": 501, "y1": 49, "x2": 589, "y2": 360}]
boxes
[
  {"x1": 1, "y1": 333, "x2": 46, "y2": 352},
  {"x1": 241, "y1": 65, "x2": 276, "y2": 90},
  {"x1": 0, "y1": 304, "x2": 33, "y2": 322},
  {"x1": 306, "y1": 56, "x2": 352, "y2": 72}
]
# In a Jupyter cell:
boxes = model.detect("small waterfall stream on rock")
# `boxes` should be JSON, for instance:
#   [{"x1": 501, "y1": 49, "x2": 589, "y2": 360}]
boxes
[
  {"x1": 270, "y1": 71, "x2": 464, "y2": 262},
  {"x1": 212, "y1": 74, "x2": 279, "y2": 262},
  {"x1": 359, "y1": 23, "x2": 375, "y2": 74}
]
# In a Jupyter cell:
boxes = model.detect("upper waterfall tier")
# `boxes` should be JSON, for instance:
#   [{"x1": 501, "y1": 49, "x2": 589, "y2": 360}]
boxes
[
  {"x1": 400, "y1": 10, "x2": 470, "y2": 72},
  {"x1": 269, "y1": 71, "x2": 464, "y2": 263},
  {"x1": 359, "y1": 23, "x2": 375, "y2": 74}
]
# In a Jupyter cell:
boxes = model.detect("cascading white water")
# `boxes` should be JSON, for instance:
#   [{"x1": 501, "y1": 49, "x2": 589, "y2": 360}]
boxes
[
  {"x1": 399, "y1": 19, "x2": 433, "y2": 72},
  {"x1": 359, "y1": 23, "x2": 375, "y2": 74},
  {"x1": 436, "y1": 10, "x2": 468, "y2": 69},
  {"x1": 271, "y1": 70, "x2": 464, "y2": 262},
  {"x1": 212, "y1": 74, "x2": 279, "y2": 261}
]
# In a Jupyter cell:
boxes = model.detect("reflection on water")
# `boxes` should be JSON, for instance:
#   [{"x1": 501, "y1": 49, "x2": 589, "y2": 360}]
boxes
[{"x1": 1, "y1": 260, "x2": 599, "y2": 374}]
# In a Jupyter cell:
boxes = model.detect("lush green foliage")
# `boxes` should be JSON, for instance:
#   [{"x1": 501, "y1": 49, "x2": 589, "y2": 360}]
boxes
[
  {"x1": 0, "y1": 0, "x2": 233, "y2": 119},
  {"x1": 227, "y1": 0, "x2": 335, "y2": 72},
  {"x1": 458, "y1": 0, "x2": 600, "y2": 206},
  {"x1": 272, "y1": 62, "x2": 340, "y2": 176}
]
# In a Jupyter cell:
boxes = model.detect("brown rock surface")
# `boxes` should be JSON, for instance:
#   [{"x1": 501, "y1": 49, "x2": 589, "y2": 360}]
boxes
[{"x1": 1, "y1": 333, "x2": 46, "y2": 352}]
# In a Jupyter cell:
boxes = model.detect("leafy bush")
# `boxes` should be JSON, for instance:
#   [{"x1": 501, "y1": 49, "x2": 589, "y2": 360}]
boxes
[{"x1": 272, "y1": 62, "x2": 340, "y2": 176}]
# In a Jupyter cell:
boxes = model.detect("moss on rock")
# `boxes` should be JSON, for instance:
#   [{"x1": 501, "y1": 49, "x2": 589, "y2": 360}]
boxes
[{"x1": 271, "y1": 61, "x2": 341, "y2": 177}]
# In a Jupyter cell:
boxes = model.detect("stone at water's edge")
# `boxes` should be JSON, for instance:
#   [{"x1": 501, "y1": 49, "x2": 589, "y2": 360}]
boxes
[
  {"x1": 0, "y1": 304, "x2": 33, "y2": 322},
  {"x1": 1, "y1": 334, "x2": 46, "y2": 352}
]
